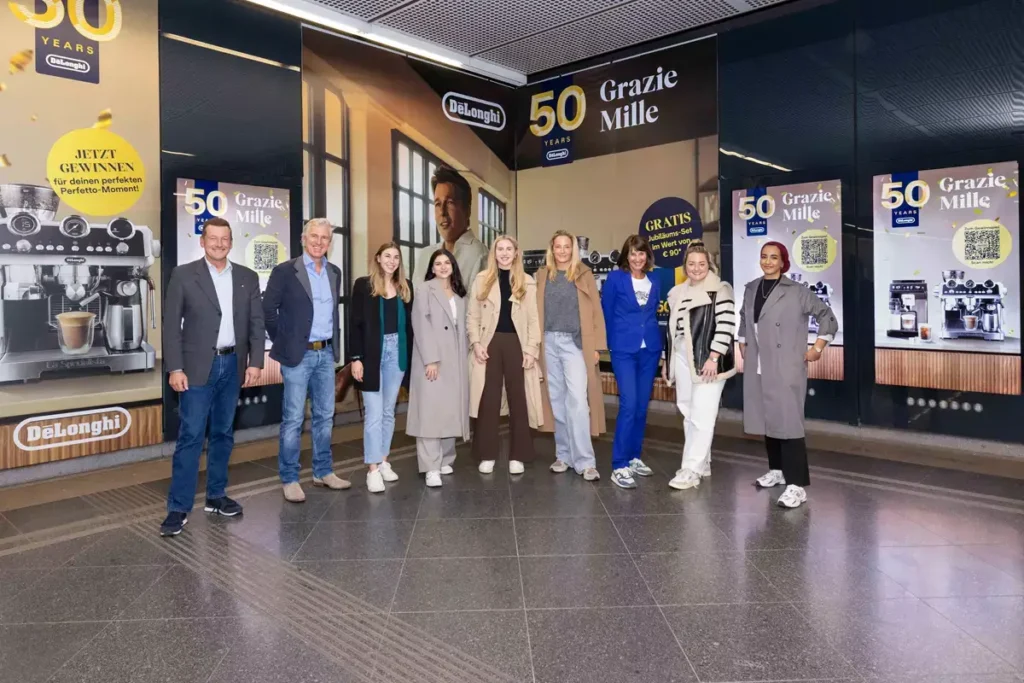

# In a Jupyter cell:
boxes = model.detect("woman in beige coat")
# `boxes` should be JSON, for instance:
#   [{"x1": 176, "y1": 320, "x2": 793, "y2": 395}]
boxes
[
  {"x1": 468, "y1": 235, "x2": 543, "y2": 475},
  {"x1": 536, "y1": 230, "x2": 607, "y2": 481}
]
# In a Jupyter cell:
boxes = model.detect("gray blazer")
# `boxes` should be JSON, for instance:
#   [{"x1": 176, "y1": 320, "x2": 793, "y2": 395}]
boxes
[
  {"x1": 405, "y1": 279, "x2": 470, "y2": 441},
  {"x1": 738, "y1": 276, "x2": 837, "y2": 439},
  {"x1": 163, "y1": 258, "x2": 265, "y2": 386}
]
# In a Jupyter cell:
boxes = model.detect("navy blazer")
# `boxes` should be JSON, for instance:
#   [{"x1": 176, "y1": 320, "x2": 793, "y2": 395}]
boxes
[
  {"x1": 601, "y1": 268, "x2": 663, "y2": 354},
  {"x1": 263, "y1": 256, "x2": 342, "y2": 368}
]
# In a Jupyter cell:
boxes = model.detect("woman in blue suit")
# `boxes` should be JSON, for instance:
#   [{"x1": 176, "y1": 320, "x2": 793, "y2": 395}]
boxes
[{"x1": 601, "y1": 234, "x2": 663, "y2": 489}]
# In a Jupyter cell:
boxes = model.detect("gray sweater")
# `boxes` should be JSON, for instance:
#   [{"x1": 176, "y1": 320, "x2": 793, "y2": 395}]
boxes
[{"x1": 544, "y1": 270, "x2": 582, "y2": 348}]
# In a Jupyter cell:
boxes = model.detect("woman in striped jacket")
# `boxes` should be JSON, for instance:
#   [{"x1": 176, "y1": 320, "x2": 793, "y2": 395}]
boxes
[{"x1": 662, "y1": 241, "x2": 737, "y2": 490}]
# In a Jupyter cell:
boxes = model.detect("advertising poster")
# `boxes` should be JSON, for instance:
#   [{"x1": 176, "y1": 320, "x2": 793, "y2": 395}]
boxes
[
  {"x1": 873, "y1": 161, "x2": 1021, "y2": 395},
  {"x1": 0, "y1": 0, "x2": 162, "y2": 468},
  {"x1": 174, "y1": 179, "x2": 290, "y2": 385},
  {"x1": 732, "y1": 180, "x2": 845, "y2": 381}
]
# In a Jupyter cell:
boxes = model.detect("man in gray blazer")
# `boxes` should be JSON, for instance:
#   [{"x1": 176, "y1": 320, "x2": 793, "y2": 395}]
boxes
[{"x1": 160, "y1": 217, "x2": 265, "y2": 536}]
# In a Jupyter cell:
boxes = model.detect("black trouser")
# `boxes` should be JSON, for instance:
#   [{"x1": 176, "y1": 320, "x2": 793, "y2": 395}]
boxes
[
  {"x1": 472, "y1": 333, "x2": 536, "y2": 464},
  {"x1": 765, "y1": 436, "x2": 810, "y2": 487}
]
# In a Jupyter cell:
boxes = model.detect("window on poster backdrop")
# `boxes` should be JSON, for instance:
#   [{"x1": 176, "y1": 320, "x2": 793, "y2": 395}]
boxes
[
  {"x1": 731, "y1": 180, "x2": 845, "y2": 381},
  {"x1": 873, "y1": 161, "x2": 1020, "y2": 396},
  {"x1": 175, "y1": 178, "x2": 291, "y2": 386}
]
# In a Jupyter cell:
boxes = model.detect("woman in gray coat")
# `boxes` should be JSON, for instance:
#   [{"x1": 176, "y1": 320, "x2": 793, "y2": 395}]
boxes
[
  {"x1": 738, "y1": 241, "x2": 837, "y2": 509},
  {"x1": 406, "y1": 249, "x2": 471, "y2": 488}
]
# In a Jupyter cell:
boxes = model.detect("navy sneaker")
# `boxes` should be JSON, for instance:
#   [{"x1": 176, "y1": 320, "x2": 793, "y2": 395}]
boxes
[
  {"x1": 159, "y1": 511, "x2": 188, "y2": 537},
  {"x1": 204, "y1": 496, "x2": 243, "y2": 517}
]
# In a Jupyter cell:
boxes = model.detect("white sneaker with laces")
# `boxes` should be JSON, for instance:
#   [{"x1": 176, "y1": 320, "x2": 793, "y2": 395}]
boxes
[
  {"x1": 611, "y1": 467, "x2": 637, "y2": 489},
  {"x1": 440, "y1": 465, "x2": 454, "y2": 475},
  {"x1": 366, "y1": 469, "x2": 385, "y2": 494},
  {"x1": 478, "y1": 460, "x2": 496, "y2": 474},
  {"x1": 549, "y1": 459, "x2": 569, "y2": 473},
  {"x1": 509, "y1": 460, "x2": 525, "y2": 475},
  {"x1": 777, "y1": 484, "x2": 807, "y2": 508},
  {"x1": 628, "y1": 458, "x2": 654, "y2": 477},
  {"x1": 582, "y1": 467, "x2": 600, "y2": 481},
  {"x1": 425, "y1": 471, "x2": 442, "y2": 488},
  {"x1": 669, "y1": 469, "x2": 701, "y2": 490},
  {"x1": 756, "y1": 470, "x2": 786, "y2": 488},
  {"x1": 379, "y1": 461, "x2": 399, "y2": 482}
]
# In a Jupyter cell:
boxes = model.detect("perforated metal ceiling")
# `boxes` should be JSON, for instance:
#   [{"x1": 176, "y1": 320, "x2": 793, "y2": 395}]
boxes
[{"x1": 302, "y1": 0, "x2": 794, "y2": 74}]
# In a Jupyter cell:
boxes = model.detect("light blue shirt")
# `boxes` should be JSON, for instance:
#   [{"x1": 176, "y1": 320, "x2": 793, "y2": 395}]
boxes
[
  {"x1": 304, "y1": 253, "x2": 334, "y2": 342},
  {"x1": 207, "y1": 259, "x2": 235, "y2": 349}
]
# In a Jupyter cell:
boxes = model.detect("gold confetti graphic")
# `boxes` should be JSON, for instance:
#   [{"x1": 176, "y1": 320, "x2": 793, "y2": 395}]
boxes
[
  {"x1": 9, "y1": 49, "x2": 32, "y2": 75},
  {"x1": 0, "y1": 82, "x2": 6, "y2": 92},
  {"x1": 30, "y1": 114, "x2": 37, "y2": 122},
  {"x1": 0, "y1": 154, "x2": 11, "y2": 168},
  {"x1": 93, "y1": 109, "x2": 113, "y2": 129}
]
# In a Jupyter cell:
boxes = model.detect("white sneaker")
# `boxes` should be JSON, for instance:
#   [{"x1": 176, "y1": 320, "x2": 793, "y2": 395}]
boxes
[
  {"x1": 509, "y1": 460, "x2": 525, "y2": 475},
  {"x1": 440, "y1": 465, "x2": 454, "y2": 475},
  {"x1": 756, "y1": 470, "x2": 786, "y2": 488},
  {"x1": 777, "y1": 485, "x2": 807, "y2": 508},
  {"x1": 478, "y1": 460, "x2": 496, "y2": 474},
  {"x1": 378, "y1": 461, "x2": 399, "y2": 482},
  {"x1": 549, "y1": 459, "x2": 569, "y2": 473},
  {"x1": 611, "y1": 467, "x2": 637, "y2": 489},
  {"x1": 425, "y1": 471, "x2": 442, "y2": 488},
  {"x1": 669, "y1": 469, "x2": 701, "y2": 490},
  {"x1": 628, "y1": 458, "x2": 654, "y2": 477},
  {"x1": 366, "y1": 469, "x2": 385, "y2": 494},
  {"x1": 582, "y1": 467, "x2": 600, "y2": 481}
]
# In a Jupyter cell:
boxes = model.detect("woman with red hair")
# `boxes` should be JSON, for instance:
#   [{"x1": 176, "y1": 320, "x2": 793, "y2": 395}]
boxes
[{"x1": 737, "y1": 241, "x2": 838, "y2": 508}]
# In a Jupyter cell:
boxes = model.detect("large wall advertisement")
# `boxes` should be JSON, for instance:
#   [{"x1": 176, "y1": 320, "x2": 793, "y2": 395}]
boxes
[{"x1": 0, "y1": 0, "x2": 162, "y2": 470}]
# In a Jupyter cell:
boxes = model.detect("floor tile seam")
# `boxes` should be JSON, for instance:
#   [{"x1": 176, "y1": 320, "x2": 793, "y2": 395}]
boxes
[
  {"x1": 39, "y1": 618, "x2": 116, "y2": 683},
  {"x1": 595, "y1": 487, "x2": 703, "y2": 683},
  {"x1": 870, "y1": 545, "x2": 1024, "y2": 598},
  {"x1": 0, "y1": 509, "x2": 22, "y2": 534},
  {"x1": 507, "y1": 457, "x2": 538, "y2": 683},
  {"x1": 405, "y1": 552, "x2": 635, "y2": 560},
  {"x1": 108, "y1": 564, "x2": 177, "y2": 621},
  {"x1": 778, "y1": 598, "x2": 864, "y2": 678},
  {"x1": 919, "y1": 592, "x2": 1024, "y2": 668},
  {"x1": 199, "y1": 639, "x2": 235, "y2": 683},
  {"x1": 285, "y1": 465, "x2": 352, "y2": 563},
  {"x1": 961, "y1": 545, "x2": 1024, "y2": 577}
]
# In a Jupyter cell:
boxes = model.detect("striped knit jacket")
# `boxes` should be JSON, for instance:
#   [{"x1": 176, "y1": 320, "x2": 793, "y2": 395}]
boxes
[{"x1": 664, "y1": 272, "x2": 738, "y2": 384}]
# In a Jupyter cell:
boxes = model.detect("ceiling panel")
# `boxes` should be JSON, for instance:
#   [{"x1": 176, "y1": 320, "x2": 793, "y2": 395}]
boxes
[{"x1": 308, "y1": 0, "x2": 413, "y2": 20}]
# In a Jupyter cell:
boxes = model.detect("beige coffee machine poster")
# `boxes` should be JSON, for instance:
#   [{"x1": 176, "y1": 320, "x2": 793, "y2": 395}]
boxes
[
  {"x1": 0, "y1": 0, "x2": 162, "y2": 424},
  {"x1": 873, "y1": 161, "x2": 1021, "y2": 395}
]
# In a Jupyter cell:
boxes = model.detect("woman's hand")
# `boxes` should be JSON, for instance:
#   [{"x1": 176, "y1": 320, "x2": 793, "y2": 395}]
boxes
[
  {"x1": 473, "y1": 343, "x2": 489, "y2": 364},
  {"x1": 351, "y1": 360, "x2": 364, "y2": 382},
  {"x1": 805, "y1": 347, "x2": 823, "y2": 363},
  {"x1": 522, "y1": 353, "x2": 536, "y2": 370},
  {"x1": 739, "y1": 343, "x2": 746, "y2": 359},
  {"x1": 425, "y1": 363, "x2": 439, "y2": 381},
  {"x1": 700, "y1": 358, "x2": 718, "y2": 381}
]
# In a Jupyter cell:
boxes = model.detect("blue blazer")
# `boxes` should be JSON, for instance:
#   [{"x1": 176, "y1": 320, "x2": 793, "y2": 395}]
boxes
[
  {"x1": 263, "y1": 256, "x2": 342, "y2": 368},
  {"x1": 601, "y1": 268, "x2": 663, "y2": 354}
]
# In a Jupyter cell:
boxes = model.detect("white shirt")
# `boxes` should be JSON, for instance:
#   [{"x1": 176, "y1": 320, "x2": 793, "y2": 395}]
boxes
[
  {"x1": 449, "y1": 297, "x2": 458, "y2": 326},
  {"x1": 207, "y1": 259, "x2": 235, "y2": 349},
  {"x1": 632, "y1": 275, "x2": 652, "y2": 348}
]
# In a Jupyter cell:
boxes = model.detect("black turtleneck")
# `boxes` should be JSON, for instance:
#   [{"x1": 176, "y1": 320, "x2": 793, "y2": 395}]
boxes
[{"x1": 496, "y1": 269, "x2": 516, "y2": 333}]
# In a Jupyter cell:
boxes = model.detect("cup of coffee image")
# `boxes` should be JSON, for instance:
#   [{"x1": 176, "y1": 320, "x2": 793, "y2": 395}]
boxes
[
  {"x1": 919, "y1": 323, "x2": 932, "y2": 341},
  {"x1": 56, "y1": 311, "x2": 96, "y2": 355},
  {"x1": 964, "y1": 315, "x2": 979, "y2": 331},
  {"x1": 901, "y1": 313, "x2": 917, "y2": 332}
]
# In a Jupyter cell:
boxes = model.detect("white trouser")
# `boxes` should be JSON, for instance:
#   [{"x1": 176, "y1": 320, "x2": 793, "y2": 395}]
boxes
[
  {"x1": 673, "y1": 347, "x2": 725, "y2": 473},
  {"x1": 544, "y1": 331, "x2": 597, "y2": 473},
  {"x1": 416, "y1": 437, "x2": 456, "y2": 473}
]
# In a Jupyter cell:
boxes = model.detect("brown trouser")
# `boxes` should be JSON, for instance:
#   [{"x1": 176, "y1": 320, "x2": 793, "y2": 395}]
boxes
[{"x1": 472, "y1": 332, "x2": 536, "y2": 463}]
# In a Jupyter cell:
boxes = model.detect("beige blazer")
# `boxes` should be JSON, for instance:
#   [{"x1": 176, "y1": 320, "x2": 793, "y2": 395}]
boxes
[{"x1": 467, "y1": 271, "x2": 544, "y2": 428}]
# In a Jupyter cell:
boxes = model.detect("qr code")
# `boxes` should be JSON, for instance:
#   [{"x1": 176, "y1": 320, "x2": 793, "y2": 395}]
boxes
[
  {"x1": 965, "y1": 228, "x2": 1001, "y2": 262},
  {"x1": 801, "y1": 236, "x2": 829, "y2": 266},
  {"x1": 253, "y1": 242, "x2": 279, "y2": 271}
]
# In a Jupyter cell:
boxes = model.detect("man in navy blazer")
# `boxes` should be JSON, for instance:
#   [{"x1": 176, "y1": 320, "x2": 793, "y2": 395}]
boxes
[{"x1": 263, "y1": 217, "x2": 351, "y2": 503}]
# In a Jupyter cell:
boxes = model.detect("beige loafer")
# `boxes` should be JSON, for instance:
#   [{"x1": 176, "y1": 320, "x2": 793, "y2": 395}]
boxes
[
  {"x1": 282, "y1": 482, "x2": 306, "y2": 503},
  {"x1": 313, "y1": 473, "x2": 351, "y2": 490}
]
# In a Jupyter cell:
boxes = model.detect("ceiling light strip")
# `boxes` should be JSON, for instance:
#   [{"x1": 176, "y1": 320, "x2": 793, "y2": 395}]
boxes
[
  {"x1": 161, "y1": 32, "x2": 301, "y2": 71},
  {"x1": 719, "y1": 148, "x2": 792, "y2": 172}
]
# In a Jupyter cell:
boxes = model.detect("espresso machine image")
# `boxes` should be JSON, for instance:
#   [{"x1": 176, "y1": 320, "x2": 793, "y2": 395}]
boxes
[
  {"x1": 935, "y1": 269, "x2": 1006, "y2": 341},
  {"x1": 0, "y1": 183, "x2": 161, "y2": 383},
  {"x1": 790, "y1": 273, "x2": 834, "y2": 334},
  {"x1": 887, "y1": 279, "x2": 929, "y2": 338}
]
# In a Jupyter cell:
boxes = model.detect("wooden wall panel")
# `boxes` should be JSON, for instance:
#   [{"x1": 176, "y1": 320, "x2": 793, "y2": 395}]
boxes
[
  {"x1": 734, "y1": 343, "x2": 844, "y2": 381},
  {"x1": 875, "y1": 349, "x2": 1021, "y2": 395}
]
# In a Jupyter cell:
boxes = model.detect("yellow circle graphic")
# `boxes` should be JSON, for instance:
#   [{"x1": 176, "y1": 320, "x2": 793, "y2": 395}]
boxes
[
  {"x1": 792, "y1": 229, "x2": 837, "y2": 273},
  {"x1": 245, "y1": 235, "x2": 288, "y2": 276},
  {"x1": 46, "y1": 128, "x2": 144, "y2": 217},
  {"x1": 953, "y1": 219, "x2": 1013, "y2": 269}
]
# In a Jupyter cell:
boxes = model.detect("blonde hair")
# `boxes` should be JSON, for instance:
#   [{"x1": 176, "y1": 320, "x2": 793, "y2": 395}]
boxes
[
  {"x1": 545, "y1": 230, "x2": 584, "y2": 282},
  {"x1": 477, "y1": 235, "x2": 527, "y2": 301},
  {"x1": 369, "y1": 242, "x2": 411, "y2": 303},
  {"x1": 683, "y1": 240, "x2": 715, "y2": 273}
]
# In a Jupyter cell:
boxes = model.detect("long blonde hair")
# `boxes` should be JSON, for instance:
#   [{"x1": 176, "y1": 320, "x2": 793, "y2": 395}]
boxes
[
  {"x1": 369, "y1": 242, "x2": 411, "y2": 303},
  {"x1": 545, "y1": 230, "x2": 584, "y2": 282},
  {"x1": 477, "y1": 235, "x2": 527, "y2": 301}
]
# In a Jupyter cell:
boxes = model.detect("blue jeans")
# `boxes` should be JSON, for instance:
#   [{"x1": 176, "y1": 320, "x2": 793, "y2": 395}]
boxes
[
  {"x1": 544, "y1": 332, "x2": 596, "y2": 473},
  {"x1": 610, "y1": 347, "x2": 660, "y2": 470},
  {"x1": 167, "y1": 353, "x2": 240, "y2": 513},
  {"x1": 362, "y1": 333, "x2": 405, "y2": 465},
  {"x1": 279, "y1": 346, "x2": 336, "y2": 483}
]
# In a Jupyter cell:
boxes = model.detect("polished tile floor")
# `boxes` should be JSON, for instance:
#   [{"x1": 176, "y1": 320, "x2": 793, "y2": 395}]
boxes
[{"x1": 1, "y1": 426, "x2": 1023, "y2": 683}]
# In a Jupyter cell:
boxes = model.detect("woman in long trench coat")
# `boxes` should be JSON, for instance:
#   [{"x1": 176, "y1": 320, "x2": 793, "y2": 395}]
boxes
[{"x1": 738, "y1": 241, "x2": 837, "y2": 509}]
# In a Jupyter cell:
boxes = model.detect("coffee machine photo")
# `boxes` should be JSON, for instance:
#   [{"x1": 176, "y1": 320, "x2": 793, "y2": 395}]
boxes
[
  {"x1": 0, "y1": 183, "x2": 161, "y2": 383},
  {"x1": 887, "y1": 279, "x2": 929, "y2": 338},
  {"x1": 790, "y1": 273, "x2": 834, "y2": 334},
  {"x1": 935, "y1": 269, "x2": 1006, "y2": 341}
]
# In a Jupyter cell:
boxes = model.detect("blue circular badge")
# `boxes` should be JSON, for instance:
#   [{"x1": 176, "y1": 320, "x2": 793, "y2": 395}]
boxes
[{"x1": 638, "y1": 197, "x2": 703, "y2": 269}]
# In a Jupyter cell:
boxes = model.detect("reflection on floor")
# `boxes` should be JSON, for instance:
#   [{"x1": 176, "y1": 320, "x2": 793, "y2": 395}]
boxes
[{"x1": 1, "y1": 424, "x2": 1023, "y2": 683}]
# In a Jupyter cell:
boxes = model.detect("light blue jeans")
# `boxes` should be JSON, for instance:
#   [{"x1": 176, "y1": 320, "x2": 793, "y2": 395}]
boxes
[
  {"x1": 363, "y1": 333, "x2": 405, "y2": 465},
  {"x1": 544, "y1": 331, "x2": 597, "y2": 473},
  {"x1": 279, "y1": 347, "x2": 336, "y2": 484}
]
